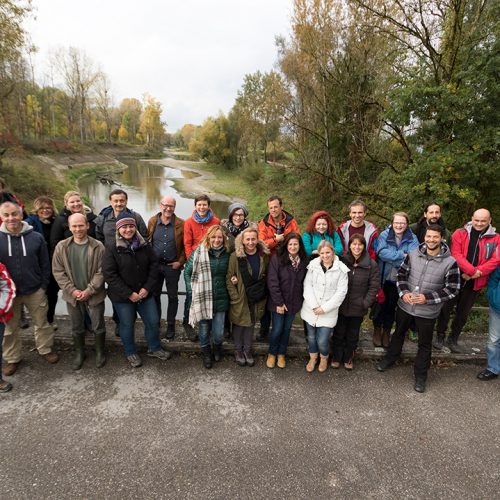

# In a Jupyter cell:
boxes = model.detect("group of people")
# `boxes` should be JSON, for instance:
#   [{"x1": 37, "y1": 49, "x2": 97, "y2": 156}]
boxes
[{"x1": 0, "y1": 179, "x2": 499, "y2": 394}]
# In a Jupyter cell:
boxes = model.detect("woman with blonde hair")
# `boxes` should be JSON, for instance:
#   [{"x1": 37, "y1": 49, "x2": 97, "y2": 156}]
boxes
[{"x1": 184, "y1": 225, "x2": 230, "y2": 369}]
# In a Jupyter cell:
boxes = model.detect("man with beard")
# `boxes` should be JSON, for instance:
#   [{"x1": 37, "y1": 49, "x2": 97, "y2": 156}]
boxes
[{"x1": 410, "y1": 202, "x2": 451, "y2": 244}]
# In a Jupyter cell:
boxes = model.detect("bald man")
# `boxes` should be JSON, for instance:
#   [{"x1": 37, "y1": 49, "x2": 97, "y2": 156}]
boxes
[
  {"x1": 146, "y1": 196, "x2": 185, "y2": 339},
  {"x1": 52, "y1": 213, "x2": 106, "y2": 370},
  {"x1": 438, "y1": 209, "x2": 500, "y2": 352}
]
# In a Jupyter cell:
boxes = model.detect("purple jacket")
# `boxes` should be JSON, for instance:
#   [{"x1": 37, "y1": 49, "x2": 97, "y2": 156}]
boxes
[{"x1": 266, "y1": 254, "x2": 307, "y2": 314}]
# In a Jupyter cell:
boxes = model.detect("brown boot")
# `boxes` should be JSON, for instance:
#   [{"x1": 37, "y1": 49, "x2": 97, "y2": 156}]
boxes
[
  {"x1": 318, "y1": 354, "x2": 329, "y2": 373},
  {"x1": 277, "y1": 354, "x2": 286, "y2": 369},
  {"x1": 373, "y1": 326, "x2": 382, "y2": 347},
  {"x1": 306, "y1": 353, "x2": 318, "y2": 373},
  {"x1": 382, "y1": 329, "x2": 391, "y2": 348},
  {"x1": 2, "y1": 362, "x2": 20, "y2": 377},
  {"x1": 266, "y1": 354, "x2": 276, "y2": 369}
]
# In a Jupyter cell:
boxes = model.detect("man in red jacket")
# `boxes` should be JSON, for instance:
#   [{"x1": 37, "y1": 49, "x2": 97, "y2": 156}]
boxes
[{"x1": 441, "y1": 208, "x2": 500, "y2": 352}]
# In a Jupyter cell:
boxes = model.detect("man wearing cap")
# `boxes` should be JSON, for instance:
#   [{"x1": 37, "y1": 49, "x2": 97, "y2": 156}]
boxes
[{"x1": 147, "y1": 195, "x2": 185, "y2": 340}]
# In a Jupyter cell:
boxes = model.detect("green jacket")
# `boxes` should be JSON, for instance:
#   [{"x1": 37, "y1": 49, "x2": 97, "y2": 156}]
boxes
[
  {"x1": 184, "y1": 246, "x2": 230, "y2": 313},
  {"x1": 226, "y1": 237, "x2": 269, "y2": 326}
]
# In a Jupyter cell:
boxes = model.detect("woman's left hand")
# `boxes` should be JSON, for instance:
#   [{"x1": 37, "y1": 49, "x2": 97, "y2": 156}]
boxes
[{"x1": 313, "y1": 306, "x2": 324, "y2": 315}]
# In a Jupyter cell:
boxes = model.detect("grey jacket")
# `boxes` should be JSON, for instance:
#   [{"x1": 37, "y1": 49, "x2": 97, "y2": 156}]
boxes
[{"x1": 95, "y1": 206, "x2": 147, "y2": 245}]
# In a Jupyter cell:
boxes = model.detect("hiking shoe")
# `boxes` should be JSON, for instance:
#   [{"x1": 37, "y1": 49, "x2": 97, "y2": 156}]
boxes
[
  {"x1": 2, "y1": 362, "x2": 20, "y2": 377},
  {"x1": 376, "y1": 358, "x2": 394, "y2": 372},
  {"x1": 408, "y1": 330, "x2": 418, "y2": 343},
  {"x1": 0, "y1": 379, "x2": 13, "y2": 393},
  {"x1": 433, "y1": 337, "x2": 444, "y2": 350},
  {"x1": 414, "y1": 378, "x2": 426, "y2": 393},
  {"x1": 127, "y1": 354, "x2": 143, "y2": 368},
  {"x1": 147, "y1": 349, "x2": 172, "y2": 360},
  {"x1": 42, "y1": 352, "x2": 59, "y2": 364},
  {"x1": 446, "y1": 339, "x2": 464, "y2": 354}
]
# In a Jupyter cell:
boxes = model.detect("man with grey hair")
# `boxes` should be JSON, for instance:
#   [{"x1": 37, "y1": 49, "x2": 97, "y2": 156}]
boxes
[{"x1": 0, "y1": 202, "x2": 58, "y2": 376}]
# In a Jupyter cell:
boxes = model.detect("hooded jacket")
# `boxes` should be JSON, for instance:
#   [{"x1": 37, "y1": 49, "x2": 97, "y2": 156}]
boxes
[
  {"x1": 0, "y1": 263, "x2": 16, "y2": 323},
  {"x1": 300, "y1": 256, "x2": 349, "y2": 328},
  {"x1": 95, "y1": 205, "x2": 147, "y2": 245},
  {"x1": 258, "y1": 210, "x2": 300, "y2": 254},
  {"x1": 0, "y1": 221, "x2": 50, "y2": 296}
]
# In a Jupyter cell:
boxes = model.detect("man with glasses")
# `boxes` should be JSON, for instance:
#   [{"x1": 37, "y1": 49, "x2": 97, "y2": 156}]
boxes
[{"x1": 147, "y1": 196, "x2": 185, "y2": 339}]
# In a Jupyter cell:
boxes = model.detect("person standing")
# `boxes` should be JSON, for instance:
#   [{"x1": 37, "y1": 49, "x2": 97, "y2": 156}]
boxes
[
  {"x1": 0, "y1": 263, "x2": 15, "y2": 392},
  {"x1": 226, "y1": 227, "x2": 269, "y2": 367},
  {"x1": 376, "y1": 225, "x2": 460, "y2": 393},
  {"x1": 301, "y1": 240, "x2": 349, "y2": 373},
  {"x1": 410, "y1": 202, "x2": 451, "y2": 245},
  {"x1": 477, "y1": 265, "x2": 500, "y2": 381},
  {"x1": 221, "y1": 202, "x2": 252, "y2": 253},
  {"x1": 52, "y1": 213, "x2": 107, "y2": 370},
  {"x1": 0, "y1": 202, "x2": 58, "y2": 376},
  {"x1": 302, "y1": 210, "x2": 343, "y2": 258},
  {"x1": 439, "y1": 209, "x2": 500, "y2": 352},
  {"x1": 147, "y1": 195, "x2": 185, "y2": 340}
]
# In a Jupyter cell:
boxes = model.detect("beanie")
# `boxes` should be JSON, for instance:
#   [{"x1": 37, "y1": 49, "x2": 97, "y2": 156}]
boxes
[
  {"x1": 228, "y1": 202, "x2": 249, "y2": 219},
  {"x1": 116, "y1": 212, "x2": 137, "y2": 230}
]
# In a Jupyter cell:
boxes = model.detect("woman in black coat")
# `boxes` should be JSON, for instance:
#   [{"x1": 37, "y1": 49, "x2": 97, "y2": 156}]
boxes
[{"x1": 332, "y1": 234, "x2": 379, "y2": 370}]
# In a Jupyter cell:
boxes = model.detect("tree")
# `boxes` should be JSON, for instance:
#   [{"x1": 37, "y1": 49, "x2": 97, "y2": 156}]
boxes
[
  {"x1": 119, "y1": 98, "x2": 142, "y2": 143},
  {"x1": 139, "y1": 94, "x2": 166, "y2": 149}
]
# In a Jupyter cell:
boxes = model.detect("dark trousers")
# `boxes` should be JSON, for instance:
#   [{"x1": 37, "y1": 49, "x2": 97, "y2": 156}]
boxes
[
  {"x1": 385, "y1": 306, "x2": 436, "y2": 380},
  {"x1": 438, "y1": 288, "x2": 479, "y2": 343},
  {"x1": 373, "y1": 281, "x2": 399, "y2": 331},
  {"x1": 259, "y1": 309, "x2": 271, "y2": 335},
  {"x1": 232, "y1": 325, "x2": 254, "y2": 352},
  {"x1": 155, "y1": 264, "x2": 181, "y2": 324},
  {"x1": 332, "y1": 315, "x2": 363, "y2": 363},
  {"x1": 46, "y1": 276, "x2": 60, "y2": 324}
]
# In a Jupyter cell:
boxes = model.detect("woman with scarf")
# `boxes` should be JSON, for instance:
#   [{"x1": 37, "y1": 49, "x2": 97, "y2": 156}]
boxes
[
  {"x1": 301, "y1": 240, "x2": 349, "y2": 373},
  {"x1": 221, "y1": 202, "x2": 251, "y2": 253},
  {"x1": 266, "y1": 232, "x2": 308, "y2": 369},
  {"x1": 302, "y1": 210, "x2": 343, "y2": 258},
  {"x1": 103, "y1": 212, "x2": 171, "y2": 368},
  {"x1": 332, "y1": 234, "x2": 379, "y2": 370},
  {"x1": 184, "y1": 225, "x2": 229, "y2": 369},
  {"x1": 226, "y1": 226, "x2": 269, "y2": 367}
]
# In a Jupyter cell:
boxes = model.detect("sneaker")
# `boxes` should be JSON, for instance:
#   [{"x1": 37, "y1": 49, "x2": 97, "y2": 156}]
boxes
[
  {"x1": 433, "y1": 337, "x2": 444, "y2": 350},
  {"x1": 127, "y1": 354, "x2": 143, "y2": 368},
  {"x1": 408, "y1": 330, "x2": 418, "y2": 343},
  {"x1": 147, "y1": 349, "x2": 172, "y2": 360},
  {"x1": 0, "y1": 379, "x2": 13, "y2": 393},
  {"x1": 446, "y1": 339, "x2": 464, "y2": 354},
  {"x1": 42, "y1": 352, "x2": 59, "y2": 364}
]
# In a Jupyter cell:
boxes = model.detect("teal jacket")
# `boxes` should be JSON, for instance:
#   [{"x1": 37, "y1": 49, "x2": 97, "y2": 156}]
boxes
[
  {"x1": 184, "y1": 246, "x2": 230, "y2": 313},
  {"x1": 302, "y1": 231, "x2": 343, "y2": 257}
]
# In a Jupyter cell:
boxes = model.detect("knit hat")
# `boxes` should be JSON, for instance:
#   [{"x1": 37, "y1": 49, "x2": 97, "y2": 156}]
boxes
[
  {"x1": 228, "y1": 202, "x2": 248, "y2": 219},
  {"x1": 116, "y1": 212, "x2": 136, "y2": 230}
]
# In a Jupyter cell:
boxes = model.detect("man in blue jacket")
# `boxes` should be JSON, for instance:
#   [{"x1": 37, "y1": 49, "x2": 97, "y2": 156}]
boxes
[{"x1": 0, "y1": 202, "x2": 58, "y2": 376}]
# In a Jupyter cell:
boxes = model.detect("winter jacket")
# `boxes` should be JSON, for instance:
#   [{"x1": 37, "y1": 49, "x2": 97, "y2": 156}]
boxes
[
  {"x1": 258, "y1": 210, "x2": 300, "y2": 254},
  {"x1": 266, "y1": 254, "x2": 307, "y2": 315},
  {"x1": 487, "y1": 266, "x2": 500, "y2": 314},
  {"x1": 95, "y1": 206, "x2": 147, "y2": 244},
  {"x1": 102, "y1": 232, "x2": 159, "y2": 303},
  {"x1": 0, "y1": 221, "x2": 50, "y2": 296},
  {"x1": 147, "y1": 213, "x2": 186, "y2": 266},
  {"x1": 376, "y1": 226, "x2": 419, "y2": 284},
  {"x1": 410, "y1": 218, "x2": 451, "y2": 245},
  {"x1": 301, "y1": 256, "x2": 349, "y2": 328},
  {"x1": 52, "y1": 236, "x2": 106, "y2": 307},
  {"x1": 397, "y1": 242, "x2": 460, "y2": 319},
  {"x1": 302, "y1": 231, "x2": 343, "y2": 258},
  {"x1": 337, "y1": 220, "x2": 378, "y2": 260},
  {"x1": 339, "y1": 252, "x2": 379, "y2": 317},
  {"x1": 226, "y1": 238, "x2": 269, "y2": 326},
  {"x1": 451, "y1": 223, "x2": 500, "y2": 291},
  {"x1": 50, "y1": 207, "x2": 97, "y2": 251},
  {"x1": 183, "y1": 212, "x2": 221, "y2": 259},
  {"x1": 0, "y1": 263, "x2": 15, "y2": 324},
  {"x1": 184, "y1": 246, "x2": 229, "y2": 313}
]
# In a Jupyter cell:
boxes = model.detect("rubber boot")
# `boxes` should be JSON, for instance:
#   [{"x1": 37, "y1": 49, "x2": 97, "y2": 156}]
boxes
[
  {"x1": 95, "y1": 332, "x2": 106, "y2": 368},
  {"x1": 213, "y1": 343, "x2": 223, "y2": 362},
  {"x1": 382, "y1": 328, "x2": 391, "y2": 348},
  {"x1": 306, "y1": 353, "x2": 318, "y2": 373},
  {"x1": 201, "y1": 346, "x2": 213, "y2": 369},
  {"x1": 72, "y1": 333, "x2": 85, "y2": 371},
  {"x1": 373, "y1": 326, "x2": 382, "y2": 347},
  {"x1": 318, "y1": 354, "x2": 329, "y2": 373}
]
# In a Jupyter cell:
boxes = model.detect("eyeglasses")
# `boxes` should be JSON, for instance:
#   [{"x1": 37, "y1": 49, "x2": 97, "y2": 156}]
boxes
[
  {"x1": 393, "y1": 222, "x2": 407, "y2": 226},
  {"x1": 38, "y1": 207, "x2": 53, "y2": 211},
  {"x1": 160, "y1": 203, "x2": 175, "y2": 209},
  {"x1": 232, "y1": 213, "x2": 245, "y2": 218}
]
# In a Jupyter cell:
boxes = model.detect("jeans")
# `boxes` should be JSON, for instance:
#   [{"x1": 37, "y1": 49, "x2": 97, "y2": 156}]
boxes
[
  {"x1": 66, "y1": 301, "x2": 106, "y2": 337},
  {"x1": 373, "y1": 281, "x2": 399, "y2": 331},
  {"x1": 113, "y1": 297, "x2": 161, "y2": 356},
  {"x1": 268, "y1": 311, "x2": 295, "y2": 355},
  {"x1": 155, "y1": 264, "x2": 181, "y2": 324},
  {"x1": 198, "y1": 311, "x2": 225, "y2": 348},
  {"x1": 332, "y1": 315, "x2": 363, "y2": 363},
  {"x1": 306, "y1": 322, "x2": 332, "y2": 356},
  {"x1": 486, "y1": 308, "x2": 500, "y2": 375}
]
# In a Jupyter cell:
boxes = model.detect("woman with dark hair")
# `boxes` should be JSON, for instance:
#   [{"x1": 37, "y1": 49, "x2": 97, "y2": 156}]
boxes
[
  {"x1": 302, "y1": 210, "x2": 343, "y2": 258},
  {"x1": 221, "y1": 202, "x2": 251, "y2": 253},
  {"x1": 332, "y1": 234, "x2": 379, "y2": 370},
  {"x1": 184, "y1": 225, "x2": 230, "y2": 369},
  {"x1": 266, "y1": 232, "x2": 307, "y2": 369}
]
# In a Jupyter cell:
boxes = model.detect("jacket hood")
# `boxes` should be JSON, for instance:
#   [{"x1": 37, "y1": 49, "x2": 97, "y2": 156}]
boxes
[
  {"x1": 384, "y1": 225, "x2": 414, "y2": 244},
  {"x1": 341, "y1": 251, "x2": 371, "y2": 269},
  {"x1": 462, "y1": 221, "x2": 497, "y2": 237},
  {"x1": 307, "y1": 254, "x2": 349, "y2": 274},
  {"x1": 234, "y1": 232, "x2": 270, "y2": 258},
  {"x1": 417, "y1": 241, "x2": 451, "y2": 260},
  {"x1": 0, "y1": 220, "x2": 33, "y2": 236}
]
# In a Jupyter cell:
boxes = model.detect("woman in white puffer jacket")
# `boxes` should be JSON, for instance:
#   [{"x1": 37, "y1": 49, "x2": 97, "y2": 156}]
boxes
[{"x1": 301, "y1": 240, "x2": 349, "y2": 373}]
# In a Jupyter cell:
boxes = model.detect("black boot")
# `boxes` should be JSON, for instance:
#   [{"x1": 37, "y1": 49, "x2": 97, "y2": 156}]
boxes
[
  {"x1": 72, "y1": 333, "x2": 85, "y2": 371},
  {"x1": 201, "y1": 346, "x2": 213, "y2": 369},
  {"x1": 213, "y1": 343, "x2": 223, "y2": 362},
  {"x1": 95, "y1": 332, "x2": 106, "y2": 368}
]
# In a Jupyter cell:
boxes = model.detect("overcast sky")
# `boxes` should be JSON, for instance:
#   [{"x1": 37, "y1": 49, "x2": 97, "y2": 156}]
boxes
[{"x1": 25, "y1": 0, "x2": 293, "y2": 132}]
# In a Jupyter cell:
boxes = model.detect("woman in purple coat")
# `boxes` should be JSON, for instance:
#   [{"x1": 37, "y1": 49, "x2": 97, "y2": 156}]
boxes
[{"x1": 266, "y1": 232, "x2": 307, "y2": 369}]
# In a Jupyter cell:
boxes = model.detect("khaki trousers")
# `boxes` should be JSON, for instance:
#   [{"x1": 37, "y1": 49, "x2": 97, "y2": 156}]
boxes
[{"x1": 2, "y1": 288, "x2": 55, "y2": 363}]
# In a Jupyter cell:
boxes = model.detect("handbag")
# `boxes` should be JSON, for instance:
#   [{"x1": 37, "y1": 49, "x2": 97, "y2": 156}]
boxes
[{"x1": 237, "y1": 257, "x2": 267, "y2": 303}]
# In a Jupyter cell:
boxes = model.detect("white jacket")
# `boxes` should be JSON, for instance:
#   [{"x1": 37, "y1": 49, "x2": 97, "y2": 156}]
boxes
[{"x1": 300, "y1": 256, "x2": 349, "y2": 328}]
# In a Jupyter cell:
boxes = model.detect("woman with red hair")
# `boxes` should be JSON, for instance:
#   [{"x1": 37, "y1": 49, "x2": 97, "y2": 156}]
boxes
[{"x1": 302, "y1": 210, "x2": 343, "y2": 258}]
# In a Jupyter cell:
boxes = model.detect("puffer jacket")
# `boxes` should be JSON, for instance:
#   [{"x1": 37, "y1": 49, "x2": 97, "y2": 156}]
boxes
[
  {"x1": 50, "y1": 206, "x2": 97, "y2": 250},
  {"x1": 301, "y1": 256, "x2": 349, "y2": 328},
  {"x1": 184, "y1": 246, "x2": 229, "y2": 313},
  {"x1": 102, "y1": 231, "x2": 158, "y2": 303},
  {"x1": 339, "y1": 252, "x2": 379, "y2": 317},
  {"x1": 226, "y1": 236, "x2": 269, "y2": 326}
]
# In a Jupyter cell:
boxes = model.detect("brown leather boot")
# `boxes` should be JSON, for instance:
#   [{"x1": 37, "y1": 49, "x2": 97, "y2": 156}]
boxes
[
  {"x1": 382, "y1": 328, "x2": 391, "y2": 348},
  {"x1": 306, "y1": 353, "x2": 318, "y2": 372},
  {"x1": 373, "y1": 326, "x2": 382, "y2": 347},
  {"x1": 318, "y1": 354, "x2": 329, "y2": 373}
]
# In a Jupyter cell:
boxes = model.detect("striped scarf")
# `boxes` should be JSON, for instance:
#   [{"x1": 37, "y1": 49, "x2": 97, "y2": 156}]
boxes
[{"x1": 189, "y1": 246, "x2": 213, "y2": 327}]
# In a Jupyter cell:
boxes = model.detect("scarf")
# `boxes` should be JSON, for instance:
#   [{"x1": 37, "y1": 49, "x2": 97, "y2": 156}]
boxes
[
  {"x1": 193, "y1": 209, "x2": 214, "y2": 225},
  {"x1": 225, "y1": 219, "x2": 249, "y2": 237},
  {"x1": 289, "y1": 254, "x2": 301, "y2": 271},
  {"x1": 123, "y1": 234, "x2": 141, "y2": 251},
  {"x1": 189, "y1": 246, "x2": 213, "y2": 327}
]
